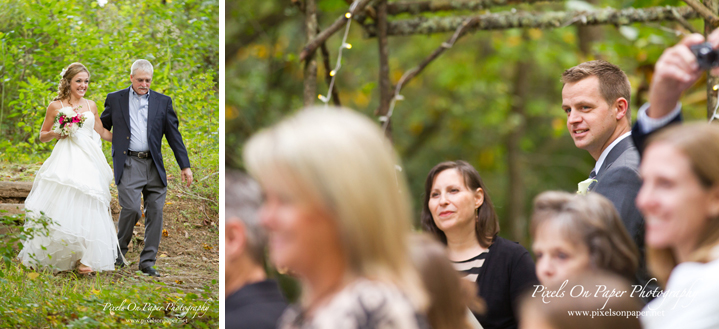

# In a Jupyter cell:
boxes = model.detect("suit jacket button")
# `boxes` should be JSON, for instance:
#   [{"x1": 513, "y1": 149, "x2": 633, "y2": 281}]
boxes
[
  {"x1": 123, "y1": 151, "x2": 126, "y2": 154},
  {"x1": 127, "y1": 136, "x2": 129, "y2": 140}
]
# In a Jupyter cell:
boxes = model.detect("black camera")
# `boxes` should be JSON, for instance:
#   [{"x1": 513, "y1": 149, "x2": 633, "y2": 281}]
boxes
[{"x1": 690, "y1": 42, "x2": 719, "y2": 70}]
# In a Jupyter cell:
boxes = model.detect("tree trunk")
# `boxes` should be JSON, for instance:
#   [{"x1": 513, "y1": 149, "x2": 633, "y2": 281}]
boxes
[
  {"x1": 576, "y1": 0, "x2": 603, "y2": 58},
  {"x1": 303, "y1": 0, "x2": 319, "y2": 107},
  {"x1": 506, "y1": 36, "x2": 531, "y2": 244},
  {"x1": 377, "y1": 0, "x2": 393, "y2": 140},
  {"x1": 705, "y1": 0, "x2": 719, "y2": 120}
]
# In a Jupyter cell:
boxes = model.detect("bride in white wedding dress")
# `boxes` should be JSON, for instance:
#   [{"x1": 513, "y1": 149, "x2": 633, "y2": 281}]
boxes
[{"x1": 18, "y1": 63, "x2": 122, "y2": 274}]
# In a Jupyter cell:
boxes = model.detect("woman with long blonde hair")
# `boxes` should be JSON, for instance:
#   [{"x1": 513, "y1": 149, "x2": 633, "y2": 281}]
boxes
[
  {"x1": 18, "y1": 63, "x2": 119, "y2": 275},
  {"x1": 244, "y1": 107, "x2": 428, "y2": 329},
  {"x1": 637, "y1": 123, "x2": 719, "y2": 328}
]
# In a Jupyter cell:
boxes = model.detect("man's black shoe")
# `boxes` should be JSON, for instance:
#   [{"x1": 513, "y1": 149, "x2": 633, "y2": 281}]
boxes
[
  {"x1": 140, "y1": 266, "x2": 160, "y2": 277},
  {"x1": 115, "y1": 259, "x2": 126, "y2": 268}
]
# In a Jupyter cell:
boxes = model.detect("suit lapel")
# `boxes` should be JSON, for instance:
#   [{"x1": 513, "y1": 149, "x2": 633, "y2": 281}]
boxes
[
  {"x1": 120, "y1": 87, "x2": 131, "y2": 129},
  {"x1": 597, "y1": 136, "x2": 633, "y2": 178},
  {"x1": 147, "y1": 89, "x2": 158, "y2": 142},
  {"x1": 587, "y1": 136, "x2": 632, "y2": 192}
]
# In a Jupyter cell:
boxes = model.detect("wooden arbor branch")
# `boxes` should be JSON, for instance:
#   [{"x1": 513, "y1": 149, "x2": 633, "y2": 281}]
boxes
[
  {"x1": 672, "y1": 7, "x2": 701, "y2": 33},
  {"x1": 299, "y1": 0, "x2": 375, "y2": 61},
  {"x1": 683, "y1": 0, "x2": 719, "y2": 27},
  {"x1": 703, "y1": 0, "x2": 719, "y2": 119},
  {"x1": 386, "y1": 0, "x2": 562, "y2": 15},
  {"x1": 365, "y1": 6, "x2": 699, "y2": 36},
  {"x1": 378, "y1": 17, "x2": 479, "y2": 130}
]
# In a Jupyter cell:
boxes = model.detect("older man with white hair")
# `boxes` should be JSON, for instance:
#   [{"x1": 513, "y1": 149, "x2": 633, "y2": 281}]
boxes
[
  {"x1": 225, "y1": 170, "x2": 287, "y2": 329},
  {"x1": 100, "y1": 59, "x2": 192, "y2": 277}
]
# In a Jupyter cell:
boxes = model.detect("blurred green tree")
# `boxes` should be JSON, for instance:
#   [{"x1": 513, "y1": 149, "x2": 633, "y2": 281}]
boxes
[{"x1": 227, "y1": 0, "x2": 715, "y2": 247}]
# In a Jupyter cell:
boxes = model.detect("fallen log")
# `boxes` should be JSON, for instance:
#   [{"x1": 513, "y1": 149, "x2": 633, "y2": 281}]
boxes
[
  {"x1": 0, "y1": 182, "x2": 33, "y2": 198},
  {"x1": 0, "y1": 203, "x2": 25, "y2": 215}
]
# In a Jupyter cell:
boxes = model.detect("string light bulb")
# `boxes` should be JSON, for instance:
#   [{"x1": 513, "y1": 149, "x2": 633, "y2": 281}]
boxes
[
  {"x1": 319, "y1": 1, "x2": 359, "y2": 107},
  {"x1": 713, "y1": 84, "x2": 718, "y2": 91}
]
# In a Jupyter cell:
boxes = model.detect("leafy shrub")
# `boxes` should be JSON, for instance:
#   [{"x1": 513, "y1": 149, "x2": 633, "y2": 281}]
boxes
[{"x1": 0, "y1": 0, "x2": 218, "y2": 201}]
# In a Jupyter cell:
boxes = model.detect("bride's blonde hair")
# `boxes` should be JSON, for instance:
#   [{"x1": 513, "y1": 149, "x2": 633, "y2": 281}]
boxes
[{"x1": 53, "y1": 63, "x2": 90, "y2": 102}]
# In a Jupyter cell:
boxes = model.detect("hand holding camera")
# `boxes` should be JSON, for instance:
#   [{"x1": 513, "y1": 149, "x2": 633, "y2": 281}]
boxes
[
  {"x1": 648, "y1": 31, "x2": 719, "y2": 118},
  {"x1": 690, "y1": 42, "x2": 719, "y2": 70}
]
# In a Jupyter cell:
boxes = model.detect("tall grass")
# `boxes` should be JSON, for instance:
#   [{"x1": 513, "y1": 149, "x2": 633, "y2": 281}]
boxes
[{"x1": 0, "y1": 261, "x2": 218, "y2": 327}]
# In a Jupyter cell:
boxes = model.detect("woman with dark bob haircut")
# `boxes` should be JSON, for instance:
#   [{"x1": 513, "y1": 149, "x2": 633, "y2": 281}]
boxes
[{"x1": 421, "y1": 160, "x2": 538, "y2": 329}]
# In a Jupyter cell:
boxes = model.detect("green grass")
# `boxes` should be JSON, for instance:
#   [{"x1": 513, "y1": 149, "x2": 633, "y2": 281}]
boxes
[{"x1": 0, "y1": 262, "x2": 218, "y2": 328}]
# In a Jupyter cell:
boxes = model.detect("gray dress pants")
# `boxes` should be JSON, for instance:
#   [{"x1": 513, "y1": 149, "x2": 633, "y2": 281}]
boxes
[{"x1": 116, "y1": 155, "x2": 166, "y2": 270}]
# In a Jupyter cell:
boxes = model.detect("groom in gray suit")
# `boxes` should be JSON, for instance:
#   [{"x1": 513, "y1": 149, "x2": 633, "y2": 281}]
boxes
[
  {"x1": 561, "y1": 60, "x2": 656, "y2": 297},
  {"x1": 101, "y1": 59, "x2": 193, "y2": 277}
]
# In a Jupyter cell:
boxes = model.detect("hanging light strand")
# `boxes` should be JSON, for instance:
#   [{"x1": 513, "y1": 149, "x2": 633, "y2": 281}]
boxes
[{"x1": 318, "y1": 1, "x2": 359, "y2": 105}]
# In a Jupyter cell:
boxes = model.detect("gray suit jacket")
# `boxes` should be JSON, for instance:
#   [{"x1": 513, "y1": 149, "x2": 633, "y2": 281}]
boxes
[
  {"x1": 589, "y1": 137, "x2": 657, "y2": 300},
  {"x1": 589, "y1": 136, "x2": 644, "y2": 247}
]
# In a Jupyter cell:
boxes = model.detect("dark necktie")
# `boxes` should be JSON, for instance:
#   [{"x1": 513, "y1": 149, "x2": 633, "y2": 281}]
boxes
[{"x1": 588, "y1": 170, "x2": 597, "y2": 191}]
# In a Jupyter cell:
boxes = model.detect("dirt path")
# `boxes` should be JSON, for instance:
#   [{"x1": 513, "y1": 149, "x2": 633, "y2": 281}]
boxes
[{"x1": 110, "y1": 194, "x2": 219, "y2": 290}]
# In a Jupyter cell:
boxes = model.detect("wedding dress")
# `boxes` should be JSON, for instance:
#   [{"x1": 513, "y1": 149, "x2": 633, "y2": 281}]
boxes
[{"x1": 18, "y1": 100, "x2": 120, "y2": 272}]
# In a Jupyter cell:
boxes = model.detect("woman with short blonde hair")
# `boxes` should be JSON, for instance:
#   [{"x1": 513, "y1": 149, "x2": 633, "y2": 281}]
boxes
[{"x1": 244, "y1": 107, "x2": 428, "y2": 328}]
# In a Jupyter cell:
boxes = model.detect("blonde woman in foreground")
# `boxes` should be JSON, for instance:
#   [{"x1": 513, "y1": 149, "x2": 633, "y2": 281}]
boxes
[
  {"x1": 637, "y1": 123, "x2": 719, "y2": 329},
  {"x1": 243, "y1": 107, "x2": 429, "y2": 329}
]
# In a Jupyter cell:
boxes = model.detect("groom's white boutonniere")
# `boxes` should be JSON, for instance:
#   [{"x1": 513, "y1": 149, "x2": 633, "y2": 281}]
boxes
[{"x1": 577, "y1": 178, "x2": 597, "y2": 195}]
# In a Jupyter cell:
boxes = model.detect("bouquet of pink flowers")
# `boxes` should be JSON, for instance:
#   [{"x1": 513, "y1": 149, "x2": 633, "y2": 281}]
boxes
[{"x1": 52, "y1": 107, "x2": 86, "y2": 137}]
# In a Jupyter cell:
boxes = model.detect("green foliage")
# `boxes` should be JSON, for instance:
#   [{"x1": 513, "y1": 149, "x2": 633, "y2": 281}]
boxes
[
  {"x1": 0, "y1": 0, "x2": 218, "y2": 202},
  {"x1": 226, "y1": 0, "x2": 708, "y2": 244},
  {"x1": 0, "y1": 211, "x2": 55, "y2": 268},
  {"x1": 1, "y1": 211, "x2": 218, "y2": 327},
  {"x1": 0, "y1": 260, "x2": 219, "y2": 327}
]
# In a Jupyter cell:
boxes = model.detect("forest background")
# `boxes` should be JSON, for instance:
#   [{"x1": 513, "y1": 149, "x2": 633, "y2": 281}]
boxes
[
  {"x1": 227, "y1": 0, "x2": 713, "y2": 249},
  {"x1": 0, "y1": 0, "x2": 219, "y2": 326}
]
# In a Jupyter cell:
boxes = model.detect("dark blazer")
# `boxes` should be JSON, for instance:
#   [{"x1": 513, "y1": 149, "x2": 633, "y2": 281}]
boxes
[
  {"x1": 226, "y1": 280, "x2": 288, "y2": 329},
  {"x1": 631, "y1": 111, "x2": 683, "y2": 156},
  {"x1": 473, "y1": 236, "x2": 538, "y2": 329},
  {"x1": 100, "y1": 86, "x2": 191, "y2": 186}
]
